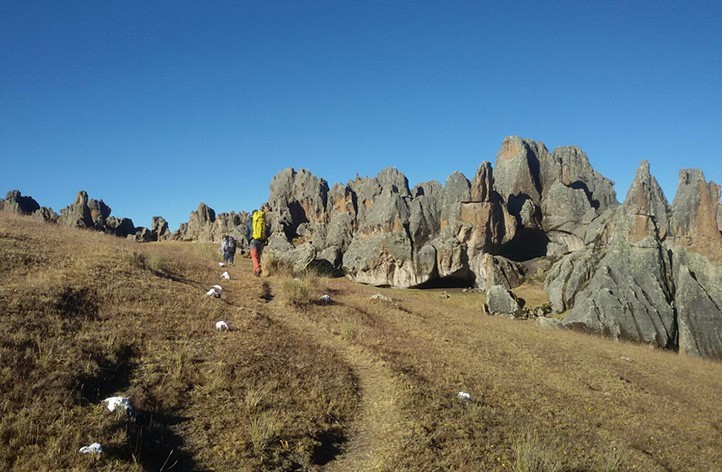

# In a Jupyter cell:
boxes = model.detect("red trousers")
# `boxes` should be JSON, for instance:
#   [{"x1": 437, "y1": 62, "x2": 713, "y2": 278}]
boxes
[{"x1": 250, "y1": 245, "x2": 262, "y2": 274}]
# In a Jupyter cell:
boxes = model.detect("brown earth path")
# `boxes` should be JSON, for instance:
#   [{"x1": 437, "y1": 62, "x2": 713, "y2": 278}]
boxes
[
  {"x1": 263, "y1": 291, "x2": 409, "y2": 471},
  {"x1": 220, "y1": 268, "x2": 410, "y2": 471}
]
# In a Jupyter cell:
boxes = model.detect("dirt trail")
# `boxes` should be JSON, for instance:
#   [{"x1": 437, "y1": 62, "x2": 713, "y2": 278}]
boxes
[{"x1": 262, "y1": 290, "x2": 408, "y2": 471}]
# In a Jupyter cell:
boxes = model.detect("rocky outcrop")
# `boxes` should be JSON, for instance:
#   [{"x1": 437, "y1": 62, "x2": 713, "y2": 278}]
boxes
[
  {"x1": 57, "y1": 191, "x2": 138, "y2": 238},
  {"x1": 545, "y1": 161, "x2": 722, "y2": 360},
  {"x1": 493, "y1": 137, "x2": 618, "y2": 256},
  {"x1": 1, "y1": 190, "x2": 41, "y2": 215},
  {"x1": 152, "y1": 216, "x2": 172, "y2": 241},
  {"x1": 670, "y1": 169, "x2": 722, "y2": 259},
  {"x1": 59, "y1": 191, "x2": 95, "y2": 228},
  {"x1": 173, "y1": 202, "x2": 250, "y2": 246},
  {"x1": 262, "y1": 162, "x2": 521, "y2": 288}
]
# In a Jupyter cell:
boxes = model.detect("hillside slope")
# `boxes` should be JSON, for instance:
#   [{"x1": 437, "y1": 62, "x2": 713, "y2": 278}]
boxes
[{"x1": 2, "y1": 213, "x2": 721, "y2": 471}]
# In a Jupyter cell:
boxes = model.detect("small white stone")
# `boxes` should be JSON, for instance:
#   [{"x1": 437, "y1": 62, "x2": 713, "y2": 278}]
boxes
[
  {"x1": 221, "y1": 271, "x2": 230, "y2": 280},
  {"x1": 103, "y1": 396, "x2": 133, "y2": 415},
  {"x1": 456, "y1": 391, "x2": 471, "y2": 402},
  {"x1": 320, "y1": 294, "x2": 332, "y2": 304},
  {"x1": 79, "y1": 443, "x2": 103, "y2": 454},
  {"x1": 218, "y1": 262, "x2": 226, "y2": 267},
  {"x1": 215, "y1": 320, "x2": 229, "y2": 331}
]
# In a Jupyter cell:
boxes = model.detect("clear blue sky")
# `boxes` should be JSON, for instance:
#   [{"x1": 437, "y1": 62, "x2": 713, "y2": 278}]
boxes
[{"x1": 2, "y1": 1, "x2": 721, "y2": 230}]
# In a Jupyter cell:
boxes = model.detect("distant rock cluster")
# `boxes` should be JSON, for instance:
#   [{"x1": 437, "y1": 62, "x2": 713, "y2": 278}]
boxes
[
  {"x1": 0, "y1": 189, "x2": 170, "y2": 241},
  {"x1": 172, "y1": 202, "x2": 250, "y2": 248},
  {"x1": 262, "y1": 136, "x2": 722, "y2": 360}
]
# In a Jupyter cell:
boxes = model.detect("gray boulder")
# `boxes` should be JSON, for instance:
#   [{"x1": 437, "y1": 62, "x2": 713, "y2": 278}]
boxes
[
  {"x1": 105, "y1": 217, "x2": 136, "y2": 238},
  {"x1": 485, "y1": 285, "x2": 523, "y2": 317},
  {"x1": 31, "y1": 207, "x2": 59, "y2": 223},
  {"x1": 673, "y1": 248, "x2": 722, "y2": 360},
  {"x1": 470, "y1": 253, "x2": 525, "y2": 290}
]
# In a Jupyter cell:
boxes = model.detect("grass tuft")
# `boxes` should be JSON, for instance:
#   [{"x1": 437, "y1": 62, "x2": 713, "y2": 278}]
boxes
[
  {"x1": 279, "y1": 278, "x2": 313, "y2": 306},
  {"x1": 513, "y1": 432, "x2": 566, "y2": 472}
]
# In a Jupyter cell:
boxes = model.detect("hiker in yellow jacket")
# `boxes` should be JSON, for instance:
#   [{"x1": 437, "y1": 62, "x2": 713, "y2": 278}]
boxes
[{"x1": 248, "y1": 206, "x2": 268, "y2": 277}]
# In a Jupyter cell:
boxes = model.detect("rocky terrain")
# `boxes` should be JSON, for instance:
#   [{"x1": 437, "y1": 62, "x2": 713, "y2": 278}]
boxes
[
  {"x1": 261, "y1": 136, "x2": 722, "y2": 360},
  {"x1": 4, "y1": 135, "x2": 722, "y2": 360}
]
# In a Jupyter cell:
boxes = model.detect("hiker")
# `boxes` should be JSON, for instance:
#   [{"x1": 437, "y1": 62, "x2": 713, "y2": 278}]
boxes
[
  {"x1": 221, "y1": 235, "x2": 237, "y2": 266},
  {"x1": 248, "y1": 206, "x2": 268, "y2": 277}
]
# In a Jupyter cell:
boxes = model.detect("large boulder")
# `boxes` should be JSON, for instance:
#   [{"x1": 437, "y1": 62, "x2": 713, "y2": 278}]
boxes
[{"x1": 485, "y1": 285, "x2": 523, "y2": 317}]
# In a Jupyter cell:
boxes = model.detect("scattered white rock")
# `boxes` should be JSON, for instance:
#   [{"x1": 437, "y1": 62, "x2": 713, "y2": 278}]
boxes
[
  {"x1": 103, "y1": 396, "x2": 133, "y2": 416},
  {"x1": 206, "y1": 288, "x2": 221, "y2": 298},
  {"x1": 79, "y1": 443, "x2": 103, "y2": 454},
  {"x1": 221, "y1": 271, "x2": 230, "y2": 280},
  {"x1": 370, "y1": 293, "x2": 393, "y2": 302},
  {"x1": 215, "y1": 320, "x2": 229, "y2": 331},
  {"x1": 320, "y1": 294, "x2": 332, "y2": 305},
  {"x1": 621, "y1": 356, "x2": 632, "y2": 362},
  {"x1": 456, "y1": 391, "x2": 472, "y2": 402},
  {"x1": 213, "y1": 284, "x2": 223, "y2": 292},
  {"x1": 218, "y1": 262, "x2": 226, "y2": 267}
]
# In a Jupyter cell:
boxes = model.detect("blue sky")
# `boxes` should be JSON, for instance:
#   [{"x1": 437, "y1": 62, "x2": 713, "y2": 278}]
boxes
[{"x1": 2, "y1": 1, "x2": 721, "y2": 230}]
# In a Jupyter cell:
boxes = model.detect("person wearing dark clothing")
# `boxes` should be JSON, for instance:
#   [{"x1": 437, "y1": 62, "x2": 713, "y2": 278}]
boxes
[{"x1": 221, "y1": 235, "x2": 237, "y2": 265}]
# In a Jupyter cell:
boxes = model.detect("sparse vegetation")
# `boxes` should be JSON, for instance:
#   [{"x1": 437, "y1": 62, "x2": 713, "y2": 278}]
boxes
[
  {"x1": 2, "y1": 212, "x2": 722, "y2": 471},
  {"x1": 279, "y1": 277, "x2": 313, "y2": 306}
]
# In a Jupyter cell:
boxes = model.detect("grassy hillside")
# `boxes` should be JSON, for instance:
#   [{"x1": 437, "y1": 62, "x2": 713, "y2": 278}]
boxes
[{"x1": 2, "y1": 212, "x2": 721, "y2": 471}]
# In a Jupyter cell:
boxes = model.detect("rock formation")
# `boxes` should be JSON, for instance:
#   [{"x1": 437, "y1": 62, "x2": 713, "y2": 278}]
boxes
[
  {"x1": 173, "y1": 202, "x2": 250, "y2": 248},
  {"x1": 545, "y1": 161, "x2": 722, "y2": 360},
  {"x1": 262, "y1": 163, "x2": 524, "y2": 288}
]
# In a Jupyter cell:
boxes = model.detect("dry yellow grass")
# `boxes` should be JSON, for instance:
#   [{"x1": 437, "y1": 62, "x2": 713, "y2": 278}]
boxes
[{"x1": 2, "y1": 212, "x2": 722, "y2": 471}]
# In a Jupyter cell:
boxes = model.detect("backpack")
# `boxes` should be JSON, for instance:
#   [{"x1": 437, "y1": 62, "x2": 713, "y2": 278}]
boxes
[{"x1": 252, "y1": 211, "x2": 267, "y2": 241}]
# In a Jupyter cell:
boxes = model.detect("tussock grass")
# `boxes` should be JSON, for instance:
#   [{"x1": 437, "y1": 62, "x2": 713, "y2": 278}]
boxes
[
  {"x1": 513, "y1": 432, "x2": 566, "y2": 472},
  {"x1": 279, "y1": 277, "x2": 313, "y2": 306}
]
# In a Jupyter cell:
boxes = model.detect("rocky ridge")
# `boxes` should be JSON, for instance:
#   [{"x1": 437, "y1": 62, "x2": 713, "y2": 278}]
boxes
[
  {"x1": 1, "y1": 189, "x2": 169, "y2": 241},
  {"x1": 262, "y1": 136, "x2": 722, "y2": 360}
]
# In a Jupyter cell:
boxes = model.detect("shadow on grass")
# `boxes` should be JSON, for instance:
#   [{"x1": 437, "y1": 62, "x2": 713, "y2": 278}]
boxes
[{"x1": 311, "y1": 427, "x2": 347, "y2": 466}]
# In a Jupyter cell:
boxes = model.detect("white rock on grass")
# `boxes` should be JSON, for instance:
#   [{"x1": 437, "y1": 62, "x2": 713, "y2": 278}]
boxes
[
  {"x1": 103, "y1": 396, "x2": 133, "y2": 416},
  {"x1": 215, "y1": 321, "x2": 229, "y2": 331},
  {"x1": 207, "y1": 284, "x2": 223, "y2": 298},
  {"x1": 320, "y1": 294, "x2": 332, "y2": 305},
  {"x1": 370, "y1": 293, "x2": 393, "y2": 302},
  {"x1": 221, "y1": 271, "x2": 230, "y2": 280},
  {"x1": 79, "y1": 443, "x2": 103, "y2": 454},
  {"x1": 456, "y1": 391, "x2": 472, "y2": 403},
  {"x1": 218, "y1": 262, "x2": 226, "y2": 267}
]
